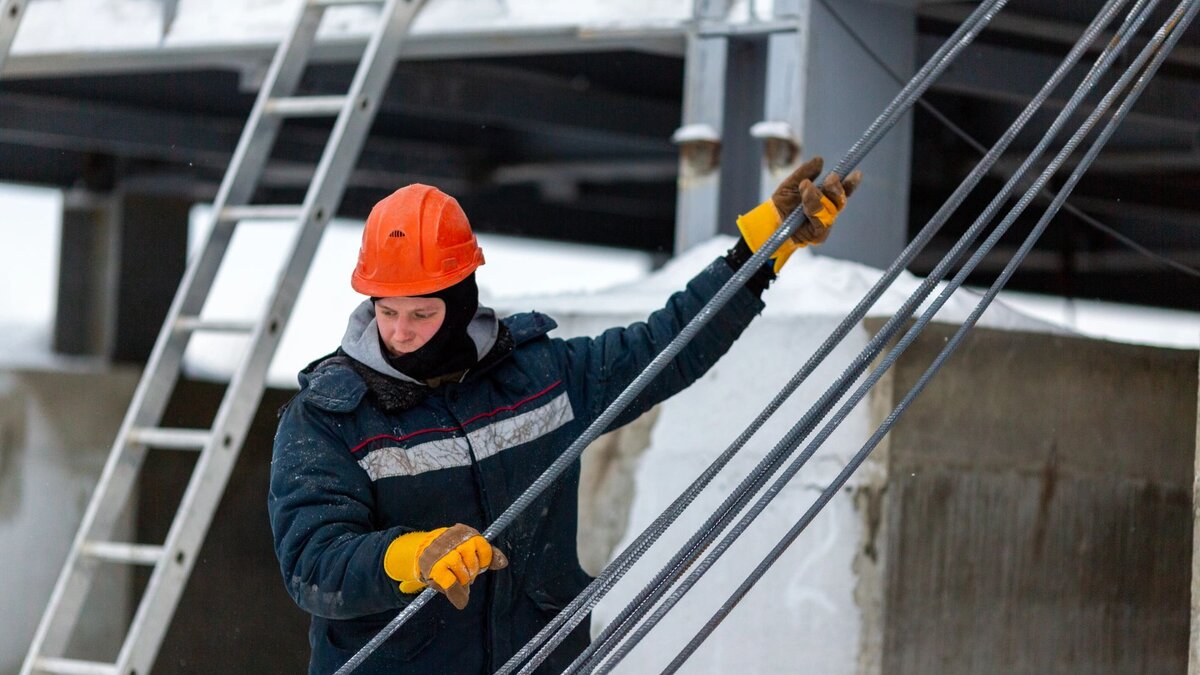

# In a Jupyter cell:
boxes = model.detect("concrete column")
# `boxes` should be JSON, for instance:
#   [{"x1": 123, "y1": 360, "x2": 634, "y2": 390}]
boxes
[
  {"x1": 110, "y1": 191, "x2": 189, "y2": 363},
  {"x1": 877, "y1": 326, "x2": 1195, "y2": 673},
  {"x1": 755, "y1": 0, "x2": 808, "y2": 201},
  {"x1": 53, "y1": 188, "x2": 190, "y2": 363},
  {"x1": 54, "y1": 189, "x2": 120, "y2": 357}
]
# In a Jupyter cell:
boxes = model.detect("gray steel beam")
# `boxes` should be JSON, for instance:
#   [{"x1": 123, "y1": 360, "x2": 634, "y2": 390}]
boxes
[
  {"x1": 1064, "y1": 196, "x2": 1200, "y2": 249},
  {"x1": 670, "y1": 0, "x2": 735, "y2": 253},
  {"x1": 918, "y1": 4, "x2": 1200, "y2": 68},
  {"x1": 460, "y1": 188, "x2": 673, "y2": 251},
  {"x1": 802, "y1": 0, "x2": 915, "y2": 269},
  {"x1": 309, "y1": 62, "x2": 680, "y2": 153},
  {"x1": 672, "y1": 31, "x2": 728, "y2": 253},
  {"x1": 755, "y1": 0, "x2": 808, "y2": 202},
  {"x1": 0, "y1": 92, "x2": 237, "y2": 166},
  {"x1": 0, "y1": 92, "x2": 478, "y2": 186},
  {"x1": 491, "y1": 159, "x2": 678, "y2": 186},
  {"x1": 911, "y1": 245, "x2": 1200, "y2": 275},
  {"x1": 0, "y1": 63, "x2": 674, "y2": 173},
  {"x1": 923, "y1": 35, "x2": 1200, "y2": 133},
  {"x1": 717, "y1": 37, "x2": 767, "y2": 236}
]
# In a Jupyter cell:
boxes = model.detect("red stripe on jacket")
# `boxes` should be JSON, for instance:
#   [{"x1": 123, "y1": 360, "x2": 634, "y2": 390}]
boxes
[{"x1": 347, "y1": 380, "x2": 564, "y2": 455}]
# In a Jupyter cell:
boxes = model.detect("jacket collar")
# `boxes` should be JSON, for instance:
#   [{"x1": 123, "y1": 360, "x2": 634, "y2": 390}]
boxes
[{"x1": 339, "y1": 298, "x2": 500, "y2": 383}]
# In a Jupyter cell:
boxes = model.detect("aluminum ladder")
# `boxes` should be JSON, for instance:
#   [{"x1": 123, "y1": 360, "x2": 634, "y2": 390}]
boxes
[
  {"x1": 21, "y1": 0, "x2": 427, "y2": 672},
  {"x1": 0, "y1": 0, "x2": 27, "y2": 76}
]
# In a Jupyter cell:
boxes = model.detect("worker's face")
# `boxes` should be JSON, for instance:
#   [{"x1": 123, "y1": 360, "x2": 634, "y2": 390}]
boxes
[{"x1": 375, "y1": 296, "x2": 446, "y2": 356}]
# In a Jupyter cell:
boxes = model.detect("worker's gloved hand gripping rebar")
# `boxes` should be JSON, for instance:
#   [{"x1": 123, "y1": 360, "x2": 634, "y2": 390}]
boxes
[
  {"x1": 383, "y1": 524, "x2": 509, "y2": 610},
  {"x1": 737, "y1": 156, "x2": 864, "y2": 272}
]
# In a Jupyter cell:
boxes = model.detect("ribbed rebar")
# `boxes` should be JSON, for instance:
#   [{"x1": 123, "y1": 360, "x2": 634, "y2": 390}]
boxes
[
  {"x1": 593, "y1": 3, "x2": 1190, "y2": 671},
  {"x1": 830, "y1": 0, "x2": 1009, "y2": 177},
  {"x1": 662, "y1": 4, "x2": 1196, "y2": 669},
  {"x1": 561, "y1": 0, "x2": 1153, "y2": 671}
]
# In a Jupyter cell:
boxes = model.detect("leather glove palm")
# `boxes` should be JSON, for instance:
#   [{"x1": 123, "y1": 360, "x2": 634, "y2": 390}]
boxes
[
  {"x1": 736, "y1": 156, "x2": 863, "y2": 272},
  {"x1": 384, "y1": 523, "x2": 509, "y2": 610}
]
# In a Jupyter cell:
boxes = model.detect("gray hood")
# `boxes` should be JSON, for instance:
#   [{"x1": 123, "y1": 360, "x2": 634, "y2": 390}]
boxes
[{"x1": 340, "y1": 299, "x2": 500, "y2": 384}]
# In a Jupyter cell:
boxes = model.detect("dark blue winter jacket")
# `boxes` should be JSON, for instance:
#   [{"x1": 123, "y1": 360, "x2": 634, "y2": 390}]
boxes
[{"x1": 268, "y1": 256, "x2": 765, "y2": 674}]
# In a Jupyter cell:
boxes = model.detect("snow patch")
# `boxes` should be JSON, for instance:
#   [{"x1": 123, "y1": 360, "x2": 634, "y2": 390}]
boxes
[{"x1": 13, "y1": 0, "x2": 695, "y2": 54}]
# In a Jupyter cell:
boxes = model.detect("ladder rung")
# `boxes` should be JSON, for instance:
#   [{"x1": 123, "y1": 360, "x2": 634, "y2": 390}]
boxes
[
  {"x1": 127, "y1": 427, "x2": 212, "y2": 451},
  {"x1": 174, "y1": 316, "x2": 257, "y2": 334},
  {"x1": 264, "y1": 95, "x2": 348, "y2": 117},
  {"x1": 31, "y1": 657, "x2": 119, "y2": 675},
  {"x1": 80, "y1": 542, "x2": 165, "y2": 566},
  {"x1": 219, "y1": 204, "x2": 305, "y2": 222}
]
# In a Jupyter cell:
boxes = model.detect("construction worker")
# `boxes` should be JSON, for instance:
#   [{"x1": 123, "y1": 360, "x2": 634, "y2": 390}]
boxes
[{"x1": 269, "y1": 157, "x2": 861, "y2": 674}]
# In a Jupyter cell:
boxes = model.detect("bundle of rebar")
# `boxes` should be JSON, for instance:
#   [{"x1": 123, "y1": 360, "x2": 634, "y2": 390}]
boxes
[{"x1": 337, "y1": 0, "x2": 1198, "y2": 671}]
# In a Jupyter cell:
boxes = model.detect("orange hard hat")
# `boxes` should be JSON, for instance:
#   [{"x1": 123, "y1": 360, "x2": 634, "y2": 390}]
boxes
[{"x1": 351, "y1": 184, "x2": 485, "y2": 297}]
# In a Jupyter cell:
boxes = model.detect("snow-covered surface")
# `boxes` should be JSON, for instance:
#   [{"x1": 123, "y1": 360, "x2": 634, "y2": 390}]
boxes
[
  {"x1": 6, "y1": 0, "x2": 809, "y2": 58},
  {"x1": 565, "y1": 310, "x2": 879, "y2": 672},
  {"x1": 10, "y1": 0, "x2": 698, "y2": 55},
  {"x1": 988, "y1": 290, "x2": 1200, "y2": 350},
  {"x1": 0, "y1": 184, "x2": 62, "y2": 368},
  {"x1": 509, "y1": 236, "x2": 1058, "y2": 330}
]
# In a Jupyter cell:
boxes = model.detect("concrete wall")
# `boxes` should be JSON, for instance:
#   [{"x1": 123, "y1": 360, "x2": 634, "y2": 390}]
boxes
[
  {"x1": 583, "y1": 314, "x2": 881, "y2": 674},
  {"x1": 0, "y1": 368, "x2": 138, "y2": 672},
  {"x1": 872, "y1": 324, "x2": 1198, "y2": 674}
]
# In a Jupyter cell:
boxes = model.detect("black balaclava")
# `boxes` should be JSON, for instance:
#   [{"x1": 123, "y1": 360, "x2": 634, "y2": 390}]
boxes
[{"x1": 377, "y1": 273, "x2": 480, "y2": 382}]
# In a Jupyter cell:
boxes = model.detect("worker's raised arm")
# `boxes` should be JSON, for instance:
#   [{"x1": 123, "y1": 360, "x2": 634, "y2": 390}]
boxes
[{"x1": 556, "y1": 157, "x2": 862, "y2": 434}]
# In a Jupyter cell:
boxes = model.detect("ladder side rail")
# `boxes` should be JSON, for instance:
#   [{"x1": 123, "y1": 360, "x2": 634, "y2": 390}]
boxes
[
  {"x1": 112, "y1": 1, "x2": 428, "y2": 671},
  {"x1": 210, "y1": 3, "x2": 327, "y2": 213},
  {"x1": 21, "y1": 4, "x2": 331, "y2": 672},
  {"x1": 0, "y1": 0, "x2": 26, "y2": 77}
]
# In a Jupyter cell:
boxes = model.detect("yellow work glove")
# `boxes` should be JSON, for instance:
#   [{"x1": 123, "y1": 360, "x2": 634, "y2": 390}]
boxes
[
  {"x1": 736, "y1": 156, "x2": 864, "y2": 273},
  {"x1": 383, "y1": 524, "x2": 508, "y2": 610}
]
